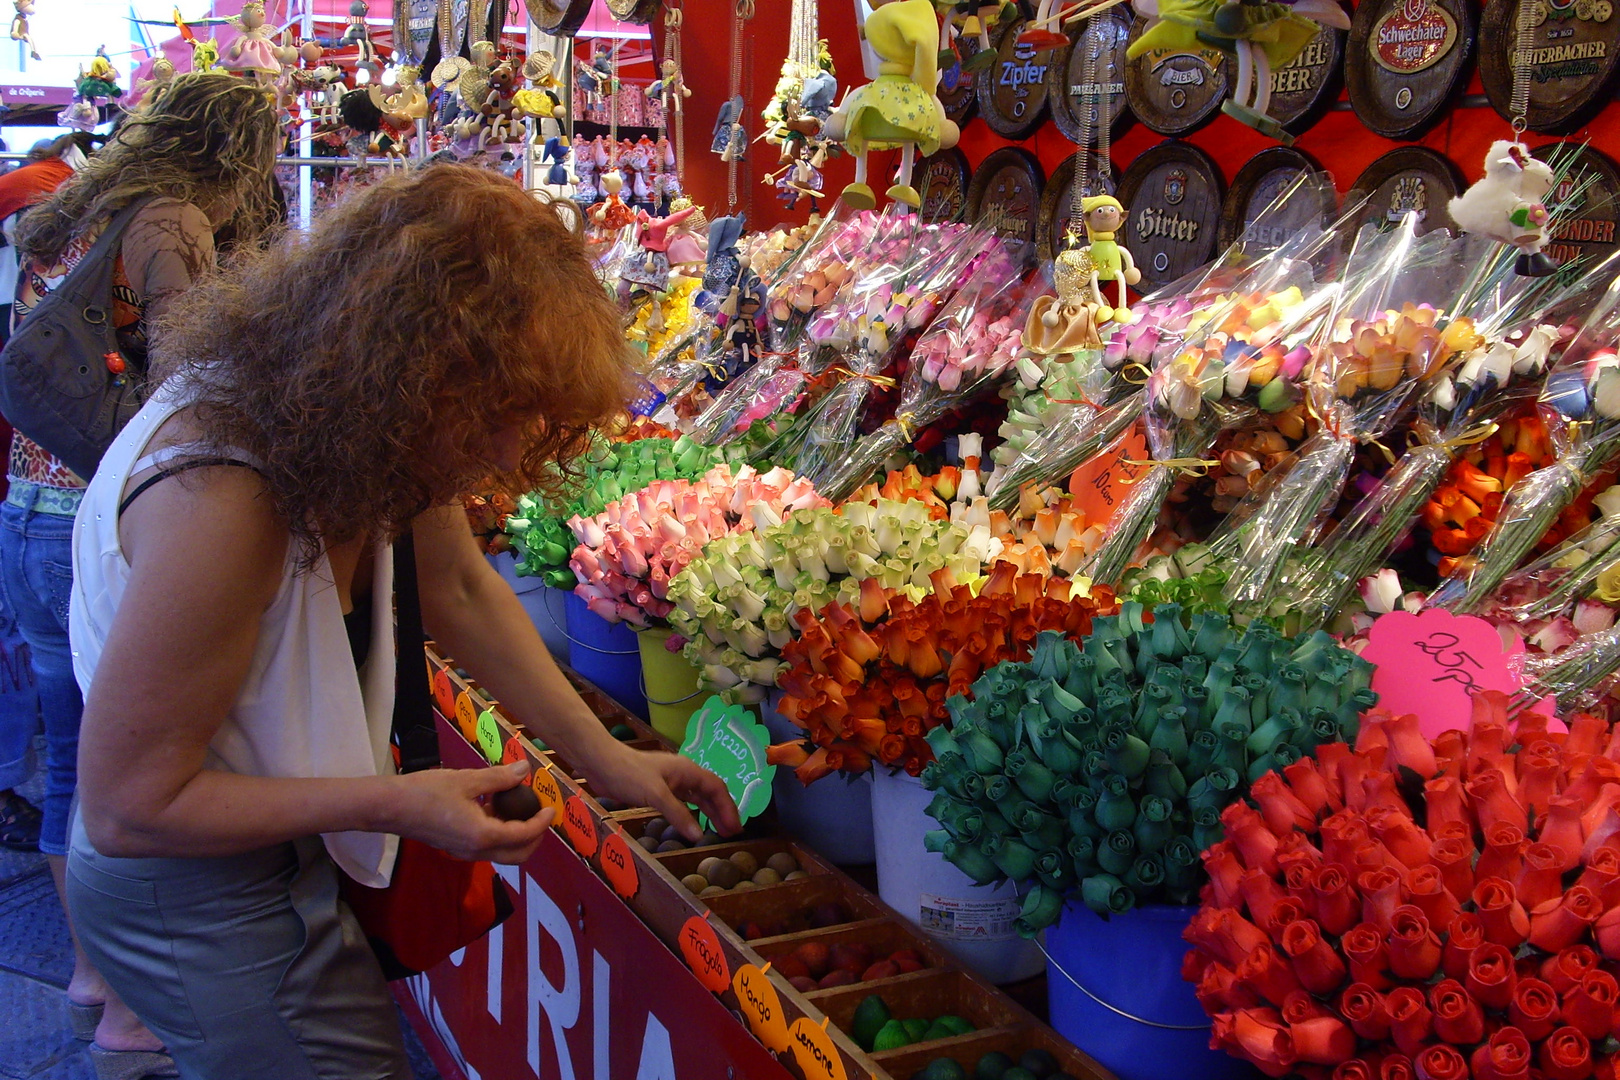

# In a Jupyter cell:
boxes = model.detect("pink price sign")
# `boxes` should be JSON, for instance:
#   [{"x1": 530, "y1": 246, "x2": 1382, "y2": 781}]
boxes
[{"x1": 1362, "y1": 609, "x2": 1558, "y2": 740}]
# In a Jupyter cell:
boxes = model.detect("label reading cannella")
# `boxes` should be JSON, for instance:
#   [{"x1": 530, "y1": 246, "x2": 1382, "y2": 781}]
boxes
[{"x1": 917, "y1": 893, "x2": 1021, "y2": 941}]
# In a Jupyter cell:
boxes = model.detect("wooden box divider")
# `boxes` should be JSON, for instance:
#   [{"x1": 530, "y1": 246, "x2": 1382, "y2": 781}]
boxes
[{"x1": 425, "y1": 646, "x2": 1113, "y2": 1080}]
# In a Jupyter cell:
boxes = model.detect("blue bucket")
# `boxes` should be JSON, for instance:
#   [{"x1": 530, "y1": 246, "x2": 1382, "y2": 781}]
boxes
[
  {"x1": 1045, "y1": 902, "x2": 1257, "y2": 1080},
  {"x1": 563, "y1": 591, "x2": 647, "y2": 720}
]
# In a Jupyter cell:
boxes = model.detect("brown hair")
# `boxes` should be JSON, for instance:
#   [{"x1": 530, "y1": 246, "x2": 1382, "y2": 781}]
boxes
[
  {"x1": 16, "y1": 73, "x2": 281, "y2": 264},
  {"x1": 154, "y1": 163, "x2": 633, "y2": 561}
]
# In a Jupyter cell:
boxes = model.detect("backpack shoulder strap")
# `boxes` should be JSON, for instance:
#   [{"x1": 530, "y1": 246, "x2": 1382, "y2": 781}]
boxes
[{"x1": 45, "y1": 195, "x2": 160, "y2": 302}]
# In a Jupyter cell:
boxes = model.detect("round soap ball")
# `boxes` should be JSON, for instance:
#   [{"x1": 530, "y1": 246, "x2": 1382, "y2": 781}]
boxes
[
  {"x1": 655, "y1": 839, "x2": 685, "y2": 853},
  {"x1": 636, "y1": 835, "x2": 661, "y2": 853},
  {"x1": 752, "y1": 867, "x2": 783, "y2": 887},
  {"x1": 766, "y1": 852, "x2": 799, "y2": 876},
  {"x1": 703, "y1": 859, "x2": 744, "y2": 890},
  {"x1": 784, "y1": 869, "x2": 810, "y2": 881},
  {"x1": 728, "y1": 850, "x2": 760, "y2": 877},
  {"x1": 681, "y1": 873, "x2": 709, "y2": 894},
  {"x1": 699, "y1": 885, "x2": 727, "y2": 897}
]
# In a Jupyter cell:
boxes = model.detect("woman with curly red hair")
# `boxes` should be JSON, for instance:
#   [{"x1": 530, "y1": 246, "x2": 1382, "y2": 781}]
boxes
[{"x1": 63, "y1": 163, "x2": 739, "y2": 1076}]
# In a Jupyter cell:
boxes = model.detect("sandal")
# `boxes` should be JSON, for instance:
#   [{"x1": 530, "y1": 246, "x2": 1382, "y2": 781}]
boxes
[
  {"x1": 88, "y1": 1045, "x2": 179, "y2": 1080},
  {"x1": 0, "y1": 792, "x2": 41, "y2": 852}
]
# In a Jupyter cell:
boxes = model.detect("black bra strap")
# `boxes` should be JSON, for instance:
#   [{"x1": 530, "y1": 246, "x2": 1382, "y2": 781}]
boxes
[{"x1": 117, "y1": 457, "x2": 260, "y2": 518}]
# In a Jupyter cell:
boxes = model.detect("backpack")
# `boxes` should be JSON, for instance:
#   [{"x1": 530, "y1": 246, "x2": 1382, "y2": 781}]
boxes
[{"x1": 0, "y1": 196, "x2": 156, "y2": 481}]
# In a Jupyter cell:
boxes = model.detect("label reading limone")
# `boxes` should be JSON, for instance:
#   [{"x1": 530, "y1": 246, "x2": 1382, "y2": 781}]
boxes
[{"x1": 788, "y1": 1017, "x2": 848, "y2": 1080}]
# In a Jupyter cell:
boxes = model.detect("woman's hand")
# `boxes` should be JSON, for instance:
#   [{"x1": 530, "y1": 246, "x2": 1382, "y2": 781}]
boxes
[
  {"x1": 396, "y1": 761, "x2": 556, "y2": 864},
  {"x1": 582, "y1": 743, "x2": 742, "y2": 843}
]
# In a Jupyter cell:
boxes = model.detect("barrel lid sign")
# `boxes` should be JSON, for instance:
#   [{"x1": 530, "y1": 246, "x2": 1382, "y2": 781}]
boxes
[
  {"x1": 1531, "y1": 143, "x2": 1620, "y2": 269},
  {"x1": 1048, "y1": 10, "x2": 1134, "y2": 144},
  {"x1": 978, "y1": 19, "x2": 1063, "y2": 138},
  {"x1": 939, "y1": 36, "x2": 982, "y2": 126},
  {"x1": 1124, "y1": 15, "x2": 1229, "y2": 136},
  {"x1": 1266, "y1": 21, "x2": 1347, "y2": 135},
  {"x1": 917, "y1": 148, "x2": 971, "y2": 224},
  {"x1": 1218, "y1": 147, "x2": 1334, "y2": 252},
  {"x1": 1117, "y1": 141, "x2": 1223, "y2": 290},
  {"x1": 1347, "y1": 146, "x2": 1464, "y2": 237},
  {"x1": 967, "y1": 148, "x2": 1046, "y2": 246},
  {"x1": 1347, "y1": 0, "x2": 1475, "y2": 139},
  {"x1": 1480, "y1": 0, "x2": 1620, "y2": 133}
]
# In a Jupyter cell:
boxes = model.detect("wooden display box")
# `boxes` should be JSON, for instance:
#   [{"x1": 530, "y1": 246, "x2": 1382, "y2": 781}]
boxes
[{"x1": 425, "y1": 646, "x2": 1112, "y2": 1080}]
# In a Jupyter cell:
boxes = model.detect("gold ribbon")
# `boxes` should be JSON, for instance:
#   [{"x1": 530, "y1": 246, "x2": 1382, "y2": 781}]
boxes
[
  {"x1": 1042, "y1": 363, "x2": 1150, "y2": 407},
  {"x1": 1120, "y1": 457, "x2": 1222, "y2": 481},
  {"x1": 895, "y1": 411, "x2": 917, "y2": 441},
  {"x1": 1408, "y1": 420, "x2": 1500, "y2": 454},
  {"x1": 814, "y1": 365, "x2": 898, "y2": 390}
]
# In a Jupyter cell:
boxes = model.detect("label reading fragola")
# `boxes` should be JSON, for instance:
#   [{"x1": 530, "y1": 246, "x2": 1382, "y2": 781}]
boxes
[
  {"x1": 562, "y1": 795, "x2": 598, "y2": 857},
  {"x1": 917, "y1": 893, "x2": 1021, "y2": 941},
  {"x1": 733, "y1": 964, "x2": 790, "y2": 1052},
  {"x1": 599, "y1": 830, "x2": 639, "y2": 900},
  {"x1": 530, "y1": 765, "x2": 563, "y2": 816},
  {"x1": 789, "y1": 1017, "x2": 849, "y2": 1080},
  {"x1": 1372, "y1": 0, "x2": 1459, "y2": 73},
  {"x1": 454, "y1": 691, "x2": 479, "y2": 744},
  {"x1": 1362, "y1": 609, "x2": 1557, "y2": 739},
  {"x1": 679, "y1": 914, "x2": 730, "y2": 993}
]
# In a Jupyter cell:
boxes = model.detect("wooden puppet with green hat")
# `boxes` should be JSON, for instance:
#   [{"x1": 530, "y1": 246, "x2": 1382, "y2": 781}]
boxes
[
  {"x1": 826, "y1": 0, "x2": 960, "y2": 209},
  {"x1": 1071, "y1": 193, "x2": 1141, "y2": 325}
]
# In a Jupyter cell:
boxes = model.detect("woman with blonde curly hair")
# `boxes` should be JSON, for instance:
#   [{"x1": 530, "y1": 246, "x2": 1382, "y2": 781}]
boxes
[
  {"x1": 63, "y1": 163, "x2": 739, "y2": 1076},
  {"x1": 1, "y1": 71, "x2": 281, "y2": 1073}
]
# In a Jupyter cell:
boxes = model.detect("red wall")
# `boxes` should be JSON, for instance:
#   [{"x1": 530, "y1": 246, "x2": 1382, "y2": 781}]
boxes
[{"x1": 667, "y1": 0, "x2": 1620, "y2": 227}]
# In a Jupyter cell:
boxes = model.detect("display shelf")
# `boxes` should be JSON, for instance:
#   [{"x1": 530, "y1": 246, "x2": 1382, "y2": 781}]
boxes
[{"x1": 424, "y1": 644, "x2": 1115, "y2": 1080}]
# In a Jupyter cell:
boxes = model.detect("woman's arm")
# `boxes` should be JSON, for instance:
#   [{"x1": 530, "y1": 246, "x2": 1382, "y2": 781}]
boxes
[
  {"x1": 76, "y1": 467, "x2": 553, "y2": 861},
  {"x1": 411, "y1": 505, "x2": 742, "y2": 841}
]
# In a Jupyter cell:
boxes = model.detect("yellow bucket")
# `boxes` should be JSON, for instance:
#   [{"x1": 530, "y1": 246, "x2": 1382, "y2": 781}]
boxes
[{"x1": 637, "y1": 627, "x2": 705, "y2": 744}]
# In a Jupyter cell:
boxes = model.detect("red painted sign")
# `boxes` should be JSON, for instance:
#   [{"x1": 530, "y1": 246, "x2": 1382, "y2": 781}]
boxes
[
  {"x1": 599, "y1": 830, "x2": 640, "y2": 901},
  {"x1": 562, "y1": 795, "x2": 599, "y2": 858},
  {"x1": 680, "y1": 914, "x2": 731, "y2": 993},
  {"x1": 396, "y1": 715, "x2": 792, "y2": 1080}
]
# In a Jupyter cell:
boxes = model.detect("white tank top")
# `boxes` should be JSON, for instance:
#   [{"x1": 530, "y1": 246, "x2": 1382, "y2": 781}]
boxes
[{"x1": 68, "y1": 376, "x2": 400, "y2": 886}]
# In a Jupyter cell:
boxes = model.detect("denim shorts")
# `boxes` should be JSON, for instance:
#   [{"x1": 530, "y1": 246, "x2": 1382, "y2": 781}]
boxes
[{"x1": 0, "y1": 496, "x2": 82, "y2": 855}]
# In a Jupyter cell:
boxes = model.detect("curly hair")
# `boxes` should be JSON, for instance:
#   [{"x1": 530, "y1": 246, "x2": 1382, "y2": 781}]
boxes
[
  {"x1": 154, "y1": 164, "x2": 633, "y2": 562},
  {"x1": 15, "y1": 72, "x2": 281, "y2": 264}
]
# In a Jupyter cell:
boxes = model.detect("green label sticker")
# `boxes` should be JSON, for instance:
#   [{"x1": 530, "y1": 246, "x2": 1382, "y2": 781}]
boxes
[
  {"x1": 476, "y1": 708, "x2": 503, "y2": 764},
  {"x1": 677, "y1": 696, "x2": 776, "y2": 830}
]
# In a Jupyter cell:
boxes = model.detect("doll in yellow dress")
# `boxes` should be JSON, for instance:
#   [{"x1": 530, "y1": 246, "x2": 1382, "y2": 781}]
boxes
[{"x1": 826, "y1": 0, "x2": 960, "y2": 209}]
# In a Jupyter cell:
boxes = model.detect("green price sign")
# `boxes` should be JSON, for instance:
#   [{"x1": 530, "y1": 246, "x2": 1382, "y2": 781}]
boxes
[
  {"x1": 475, "y1": 708, "x2": 504, "y2": 764},
  {"x1": 677, "y1": 696, "x2": 776, "y2": 829}
]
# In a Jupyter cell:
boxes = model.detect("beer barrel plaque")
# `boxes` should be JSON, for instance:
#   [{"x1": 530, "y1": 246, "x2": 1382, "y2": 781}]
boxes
[
  {"x1": 1038, "y1": 150, "x2": 1119, "y2": 261},
  {"x1": 604, "y1": 0, "x2": 660, "y2": 23},
  {"x1": 1117, "y1": 141, "x2": 1224, "y2": 290},
  {"x1": 917, "y1": 148, "x2": 972, "y2": 225},
  {"x1": 1268, "y1": 20, "x2": 1348, "y2": 135},
  {"x1": 1048, "y1": 9, "x2": 1135, "y2": 144},
  {"x1": 1531, "y1": 143, "x2": 1620, "y2": 269},
  {"x1": 939, "y1": 36, "x2": 983, "y2": 126},
  {"x1": 1123, "y1": 15, "x2": 1230, "y2": 136},
  {"x1": 531, "y1": 0, "x2": 592, "y2": 35},
  {"x1": 1217, "y1": 147, "x2": 1334, "y2": 252},
  {"x1": 1346, "y1": 0, "x2": 1475, "y2": 140},
  {"x1": 1346, "y1": 146, "x2": 1464, "y2": 237},
  {"x1": 977, "y1": 19, "x2": 1066, "y2": 139},
  {"x1": 966, "y1": 147, "x2": 1046, "y2": 246},
  {"x1": 1480, "y1": 0, "x2": 1620, "y2": 134}
]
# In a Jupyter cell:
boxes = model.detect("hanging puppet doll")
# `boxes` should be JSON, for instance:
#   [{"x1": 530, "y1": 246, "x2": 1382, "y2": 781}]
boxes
[
  {"x1": 221, "y1": 1, "x2": 296, "y2": 83},
  {"x1": 514, "y1": 50, "x2": 566, "y2": 121},
  {"x1": 1068, "y1": 194, "x2": 1141, "y2": 324},
  {"x1": 935, "y1": 0, "x2": 1016, "y2": 72},
  {"x1": 826, "y1": 0, "x2": 959, "y2": 209},
  {"x1": 342, "y1": 0, "x2": 380, "y2": 75},
  {"x1": 1125, "y1": 0, "x2": 1348, "y2": 142},
  {"x1": 10, "y1": 0, "x2": 38, "y2": 62},
  {"x1": 623, "y1": 203, "x2": 701, "y2": 294},
  {"x1": 76, "y1": 47, "x2": 120, "y2": 104},
  {"x1": 1450, "y1": 141, "x2": 1559, "y2": 278},
  {"x1": 711, "y1": 95, "x2": 747, "y2": 161}
]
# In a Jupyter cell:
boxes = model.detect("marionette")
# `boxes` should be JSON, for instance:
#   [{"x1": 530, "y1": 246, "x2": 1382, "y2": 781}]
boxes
[
  {"x1": 55, "y1": 96, "x2": 97, "y2": 132},
  {"x1": 1450, "y1": 141, "x2": 1559, "y2": 278},
  {"x1": 1022, "y1": 246, "x2": 1103, "y2": 356},
  {"x1": 10, "y1": 0, "x2": 38, "y2": 61},
  {"x1": 935, "y1": 0, "x2": 1016, "y2": 71},
  {"x1": 514, "y1": 50, "x2": 566, "y2": 120},
  {"x1": 478, "y1": 58, "x2": 523, "y2": 148},
  {"x1": 540, "y1": 136, "x2": 571, "y2": 187},
  {"x1": 1126, "y1": 0, "x2": 1348, "y2": 142},
  {"x1": 222, "y1": 1, "x2": 295, "y2": 82},
  {"x1": 711, "y1": 95, "x2": 747, "y2": 161},
  {"x1": 591, "y1": 172, "x2": 637, "y2": 232},
  {"x1": 1070, "y1": 194, "x2": 1141, "y2": 324},
  {"x1": 76, "y1": 47, "x2": 120, "y2": 104},
  {"x1": 826, "y1": 0, "x2": 959, "y2": 209},
  {"x1": 647, "y1": 57, "x2": 691, "y2": 117},
  {"x1": 701, "y1": 214, "x2": 746, "y2": 298},
  {"x1": 135, "y1": 57, "x2": 175, "y2": 105},
  {"x1": 341, "y1": 0, "x2": 380, "y2": 73},
  {"x1": 623, "y1": 204, "x2": 700, "y2": 293},
  {"x1": 1020, "y1": 0, "x2": 1116, "y2": 47},
  {"x1": 665, "y1": 197, "x2": 707, "y2": 268},
  {"x1": 574, "y1": 143, "x2": 600, "y2": 207}
]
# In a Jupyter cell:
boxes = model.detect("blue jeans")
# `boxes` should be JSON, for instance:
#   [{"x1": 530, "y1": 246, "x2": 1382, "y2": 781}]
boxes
[
  {"x1": 0, "y1": 535, "x2": 36, "y2": 793},
  {"x1": 0, "y1": 500, "x2": 81, "y2": 855}
]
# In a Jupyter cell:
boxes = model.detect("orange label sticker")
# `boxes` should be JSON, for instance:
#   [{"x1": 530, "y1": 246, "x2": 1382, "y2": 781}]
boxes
[
  {"x1": 788, "y1": 1017, "x2": 848, "y2": 1080},
  {"x1": 432, "y1": 669, "x2": 455, "y2": 718},
  {"x1": 680, "y1": 914, "x2": 730, "y2": 993},
  {"x1": 531, "y1": 766, "x2": 563, "y2": 816},
  {"x1": 454, "y1": 691, "x2": 479, "y2": 744},
  {"x1": 562, "y1": 795, "x2": 598, "y2": 857},
  {"x1": 1069, "y1": 419, "x2": 1149, "y2": 531},
  {"x1": 599, "y1": 830, "x2": 640, "y2": 900},
  {"x1": 475, "y1": 709, "x2": 503, "y2": 764},
  {"x1": 734, "y1": 963, "x2": 790, "y2": 1052}
]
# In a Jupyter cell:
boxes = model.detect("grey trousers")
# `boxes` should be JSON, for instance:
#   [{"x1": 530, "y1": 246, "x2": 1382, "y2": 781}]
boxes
[{"x1": 66, "y1": 835, "x2": 410, "y2": 1080}]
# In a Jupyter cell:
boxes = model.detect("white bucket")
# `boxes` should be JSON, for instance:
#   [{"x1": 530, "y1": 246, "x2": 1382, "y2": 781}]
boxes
[
  {"x1": 761, "y1": 694, "x2": 876, "y2": 865},
  {"x1": 871, "y1": 768, "x2": 1045, "y2": 984},
  {"x1": 488, "y1": 552, "x2": 571, "y2": 666}
]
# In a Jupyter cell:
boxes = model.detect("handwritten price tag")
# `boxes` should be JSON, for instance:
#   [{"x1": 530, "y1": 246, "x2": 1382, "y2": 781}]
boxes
[
  {"x1": 432, "y1": 668, "x2": 455, "y2": 719},
  {"x1": 475, "y1": 709, "x2": 504, "y2": 764},
  {"x1": 501, "y1": 734, "x2": 526, "y2": 766},
  {"x1": 788, "y1": 1016, "x2": 849, "y2": 1080},
  {"x1": 531, "y1": 766, "x2": 563, "y2": 817},
  {"x1": 599, "y1": 830, "x2": 640, "y2": 900},
  {"x1": 678, "y1": 697, "x2": 776, "y2": 829},
  {"x1": 733, "y1": 963, "x2": 789, "y2": 1052},
  {"x1": 680, "y1": 914, "x2": 730, "y2": 993},
  {"x1": 1070, "y1": 420, "x2": 1149, "y2": 530},
  {"x1": 1363, "y1": 609, "x2": 1557, "y2": 740},
  {"x1": 562, "y1": 795, "x2": 599, "y2": 857},
  {"x1": 454, "y1": 691, "x2": 479, "y2": 744}
]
